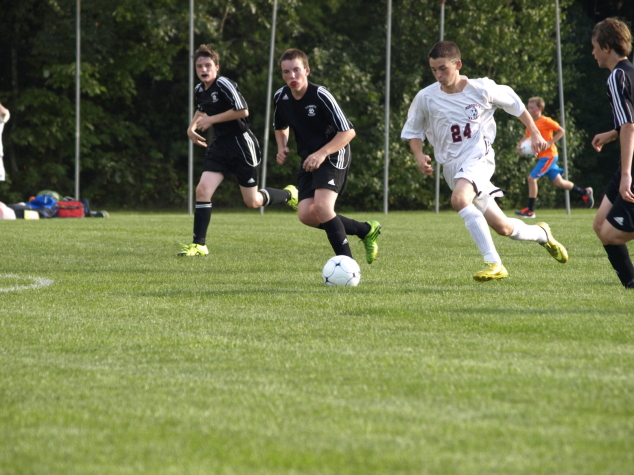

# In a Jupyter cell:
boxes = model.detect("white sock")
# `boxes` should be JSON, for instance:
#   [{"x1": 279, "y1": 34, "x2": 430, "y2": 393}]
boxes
[
  {"x1": 508, "y1": 218, "x2": 547, "y2": 243},
  {"x1": 458, "y1": 204, "x2": 501, "y2": 264}
]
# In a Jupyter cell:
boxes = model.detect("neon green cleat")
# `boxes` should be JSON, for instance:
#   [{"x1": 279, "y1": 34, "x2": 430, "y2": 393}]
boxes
[
  {"x1": 284, "y1": 185, "x2": 298, "y2": 211},
  {"x1": 361, "y1": 220, "x2": 382, "y2": 264},
  {"x1": 473, "y1": 262, "x2": 508, "y2": 282},
  {"x1": 177, "y1": 243, "x2": 209, "y2": 257},
  {"x1": 537, "y1": 222, "x2": 568, "y2": 264}
]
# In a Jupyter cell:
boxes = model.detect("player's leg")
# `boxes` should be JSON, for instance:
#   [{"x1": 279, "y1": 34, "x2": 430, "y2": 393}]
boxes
[
  {"x1": 240, "y1": 185, "x2": 295, "y2": 209},
  {"x1": 452, "y1": 178, "x2": 506, "y2": 280},
  {"x1": 312, "y1": 188, "x2": 352, "y2": 258},
  {"x1": 484, "y1": 201, "x2": 568, "y2": 263},
  {"x1": 552, "y1": 174, "x2": 594, "y2": 208},
  {"x1": 594, "y1": 195, "x2": 634, "y2": 288},
  {"x1": 178, "y1": 171, "x2": 223, "y2": 256}
]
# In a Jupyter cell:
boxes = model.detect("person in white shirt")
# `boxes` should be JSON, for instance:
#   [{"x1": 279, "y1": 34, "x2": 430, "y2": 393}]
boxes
[
  {"x1": 0, "y1": 103, "x2": 9, "y2": 181},
  {"x1": 401, "y1": 41, "x2": 569, "y2": 281}
]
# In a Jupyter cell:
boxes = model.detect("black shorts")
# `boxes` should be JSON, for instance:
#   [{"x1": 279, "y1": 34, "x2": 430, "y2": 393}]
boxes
[
  {"x1": 203, "y1": 131, "x2": 261, "y2": 187},
  {"x1": 297, "y1": 146, "x2": 351, "y2": 202},
  {"x1": 605, "y1": 169, "x2": 634, "y2": 232}
]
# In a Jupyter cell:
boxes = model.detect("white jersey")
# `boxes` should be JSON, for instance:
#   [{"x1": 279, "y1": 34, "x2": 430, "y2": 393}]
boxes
[
  {"x1": 0, "y1": 108, "x2": 9, "y2": 157},
  {"x1": 401, "y1": 76, "x2": 525, "y2": 166}
]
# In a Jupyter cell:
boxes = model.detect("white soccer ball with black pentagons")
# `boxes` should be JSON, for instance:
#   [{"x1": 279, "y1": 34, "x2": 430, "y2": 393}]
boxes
[
  {"x1": 322, "y1": 255, "x2": 361, "y2": 287},
  {"x1": 519, "y1": 139, "x2": 536, "y2": 158}
]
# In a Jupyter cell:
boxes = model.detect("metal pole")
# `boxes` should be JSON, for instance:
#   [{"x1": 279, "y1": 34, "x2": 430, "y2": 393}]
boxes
[
  {"x1": 434, "y1": 0, "x2": 445, "y2": 214},
  {"x1": 75, "y1": 0, "x2": 81, "y2": 200},
  {"x1": 188, "y1": 0, "x2": 194, "y2": 215},
  {"x1": 555, "y1": 0, "x2": 570, "y2": 214},
  {"x1": 260, "y1": 0, "x2": 278, "y2": 215},
  {"x1": 383, "y1": 0, "x2": 392, "y2": 214}
]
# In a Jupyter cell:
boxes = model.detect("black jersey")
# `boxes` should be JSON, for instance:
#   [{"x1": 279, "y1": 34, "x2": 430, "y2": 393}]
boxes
[
  {"x1": 273, "y1": 82, "x2": 354, "y2": 159},
  {"x1": 607, "y1": 60, "x2": 634, "y2": 132},
  {"x1": 195, "y1": 76, "x2": 250, "y2": 139}
]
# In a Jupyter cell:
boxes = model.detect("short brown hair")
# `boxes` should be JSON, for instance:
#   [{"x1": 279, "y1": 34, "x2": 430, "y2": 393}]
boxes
[
  {"x1": 428, "y1": 41, "x2": 461, "y2": 61},
  {"x1": 279, "y1": 48, "x2": 309, "y2": 69},
  {"x1": 194, "y1": 44, "x2": 220, "y2": 65},
  {"x1": 528, "y1": 97, "x2": 545, "y2": 109},
  {"x1": 592, "y1": 18, "x2": 633, "y2": 57}
]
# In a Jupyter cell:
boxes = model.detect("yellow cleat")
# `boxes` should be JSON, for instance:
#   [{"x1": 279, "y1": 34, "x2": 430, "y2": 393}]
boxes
[
  {"x1": 537, "y1": 222, "x2": 568, "y2": 264},
  {"x1": 283, "y1": 185, "x2": 298, "y2": 212},
  {"x1": 473, "y1": 262, "x2": 508, "y2": 282},
  {"x1": 177, "y1": 243, "x2": 209, "y2": 257}
]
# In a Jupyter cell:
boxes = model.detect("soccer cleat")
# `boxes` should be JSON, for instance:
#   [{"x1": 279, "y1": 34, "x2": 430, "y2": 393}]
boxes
[
  {"x1": 473, "y1": 262, "x2": 508, "y2": 282},
  {"x1": 284, "y1": 185, "x2": 298, "y2": 211},
  {"x1": 537, "y1": 222, "x2": 568, "y2": 264},
  {"x1": 361, "y1": 220, "x2": 382, "y2": 264},
  {"x1": 177, "y1": 243, "x2": 209, "y2": 257},
  {"x1": 583, "y1": 187, "x2": 594, "y2": 209},
  {"x1": 515, "y1": 207, "x2": 535, "y2": 218}
]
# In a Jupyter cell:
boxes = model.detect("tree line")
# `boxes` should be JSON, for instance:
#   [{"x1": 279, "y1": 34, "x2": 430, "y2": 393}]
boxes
[{"x1": 0, "y1": 0, "x2": 627, "y2": 210}]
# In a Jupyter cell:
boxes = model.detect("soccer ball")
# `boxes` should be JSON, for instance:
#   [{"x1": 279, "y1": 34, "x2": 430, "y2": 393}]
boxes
[
  {"x1": 519, "y1": 139, "x2": 536, "y2": 157},
  {"x1": 322, "y1": 255, "x2": 361, "y2": 287}
]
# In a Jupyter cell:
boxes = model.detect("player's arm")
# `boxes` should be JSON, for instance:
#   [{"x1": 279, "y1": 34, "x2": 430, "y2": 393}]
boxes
[
  {"x1": 303, "y1": 129, "x2": 356, "y2": 172},
  {"x1": 195, "y1": 108, "x2": 249, "y2": 132},
  {"x1": 592, "y1": 129, "x2": 618, "y2": 152},
  {"x1": 408, "y1": 138, "x2": 433, "y2": 176},
  {"x1": 619, "y1": 123, "x2": 634, "y2": 202},
  {"x1": 548, "y1": 126, "x2": 565, "y2": 148},
  {"x1": 517, "y1": 110, "x2": 548, "y2": 154},
  {"x1": 275, "y1": 128, "x2": 290, "y2": 165},
  {"x1": 187, "y1": 110, "x2": 207, "y2": 147}
]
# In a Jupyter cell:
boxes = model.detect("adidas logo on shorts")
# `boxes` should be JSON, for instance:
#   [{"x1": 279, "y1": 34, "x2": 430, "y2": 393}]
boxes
[
  {"x1": 248, "y1": 178, "x2": 255, "y2": 183},
  {"x1": 328, "y1": 179, "x2": 336, "y2": 186}
]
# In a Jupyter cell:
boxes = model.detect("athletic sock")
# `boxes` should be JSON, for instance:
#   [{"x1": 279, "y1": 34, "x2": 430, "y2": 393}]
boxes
[
  {"x1": 321, "y1": 216, "x2": 352, "y2": 258},
  {"x1": 508, "y1": 218, "x2": 547, "y2": 243},
  {"x1": 527, "y1": 198, "x2": 536, "y2": 212},
  {"x1": 337, "y1": 214, "x2": 371, "y2": 238},
  {"x1": 193, "y1": 201, "x2": 212, "y2": 245},
  {"x1": 457, "y1": 204, "x2": 501, "y2": 264},
  {"x1": 603, "y1": 244, "x2": 634, "y2": 287},
  {"x1": 258, "y1": 187, "x2": 289, "y2": 206},
  {"x1": 571, "y1": 185, "x2": 586, "y2": 196}
]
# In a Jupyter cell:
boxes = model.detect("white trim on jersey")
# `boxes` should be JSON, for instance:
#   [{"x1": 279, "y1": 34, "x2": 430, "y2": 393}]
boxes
[
  {"x1": 236, "y1": 132, "x2": 260, "y2": 166},
  {"x1": 217, "y1": 77, "x2": 247, "y2": 110},
  {"x1": 608, "y1": 68, "x2": 634, "y2": 127},
  {"x1": 317, "y1": 87, "x2": 352, "y2": 131}
]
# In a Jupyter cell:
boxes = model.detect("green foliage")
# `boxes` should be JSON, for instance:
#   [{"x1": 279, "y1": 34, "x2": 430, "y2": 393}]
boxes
[{"x1": 0, "y1": 0, "x2": 603, "y2": 210}]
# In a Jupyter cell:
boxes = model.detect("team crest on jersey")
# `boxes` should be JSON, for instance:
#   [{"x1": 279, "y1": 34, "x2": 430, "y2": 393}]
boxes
[
  {"x1": 465, "y1": 103, "x2": 481, "y2": 120},
  {"x1": 211, "y1": 92, "x2": 219, "y2": 103},
  {"x1": 306, "y1": 105, "x2": 317, "y2": 116}
]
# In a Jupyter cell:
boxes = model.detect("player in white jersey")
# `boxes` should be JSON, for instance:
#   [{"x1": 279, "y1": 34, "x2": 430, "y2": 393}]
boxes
[{"x1": 401, "y1": 41, "x2": 569, "y2": 281}]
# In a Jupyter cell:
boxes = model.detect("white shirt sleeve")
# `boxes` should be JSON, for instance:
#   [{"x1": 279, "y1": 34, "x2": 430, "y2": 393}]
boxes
[
  {"x1": 485, "y1": 79, "x2": 525, "y2": 117},
  {"x1": 401, "y1": 91, "x2": 427, "y2": 141},
  {"x1": 0, "y1": 109, "x2": 9, "y2": 124}
]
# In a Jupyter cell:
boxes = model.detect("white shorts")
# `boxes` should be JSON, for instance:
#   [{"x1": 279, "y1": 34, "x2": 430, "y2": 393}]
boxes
[{"x1": 442, "y1": 150, "x2": 504, "y2": 213}]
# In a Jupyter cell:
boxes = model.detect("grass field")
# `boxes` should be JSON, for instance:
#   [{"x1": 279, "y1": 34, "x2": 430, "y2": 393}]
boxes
[{"x1": 1, "y1": 209, "x2": 633, "y2": 475}]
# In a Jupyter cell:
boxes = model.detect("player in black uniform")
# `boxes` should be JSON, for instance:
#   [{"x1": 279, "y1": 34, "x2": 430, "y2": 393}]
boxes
[
  {"x1": 273, "y1": 49, "x2": 382, "y2": 264},
  {"x1": 179, "y1": 45, "x2": 297, "y2": 257},
  {"x1": 590, "y1": 19, "x2": 634, "y2": 288}
]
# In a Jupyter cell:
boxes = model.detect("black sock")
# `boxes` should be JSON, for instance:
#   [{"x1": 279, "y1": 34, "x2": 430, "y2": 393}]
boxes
[
  {"x1": 527, "y1": 198, "x2": 536, "y2": 212},
  {"x1": 321, "y1": 216, "x2": 352, "y2": 257},
  {"x1": 571, "y1": 185, "x2": 586, "y2": 196},
  {"x1": 603, "y1": 244, "x2": 634, "y2": 287},
  {"x1": 193, "y1": 202, "x2": 212, "y2": 245},
  {"x1": 337, "y1": 215, "x2": 371, "y2": 238},
  {"x1": 259, "y1": 187, "x2": 289, "y2": 206}
]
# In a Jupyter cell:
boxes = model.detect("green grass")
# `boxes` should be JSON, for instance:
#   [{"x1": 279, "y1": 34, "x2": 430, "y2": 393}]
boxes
[{"x1": 1, "y1": 209, "x2": 633, "y2": 475}]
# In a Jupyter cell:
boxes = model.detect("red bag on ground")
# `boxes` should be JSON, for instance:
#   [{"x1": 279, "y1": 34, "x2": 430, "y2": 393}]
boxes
[{"x1": 56, "y1": 200, "x2": 84, "y2": 218}]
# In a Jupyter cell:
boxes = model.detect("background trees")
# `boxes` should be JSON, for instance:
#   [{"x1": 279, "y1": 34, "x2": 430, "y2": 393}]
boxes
[{"x1": 0, "y1": 0, "x2": 629, "y2": 210}]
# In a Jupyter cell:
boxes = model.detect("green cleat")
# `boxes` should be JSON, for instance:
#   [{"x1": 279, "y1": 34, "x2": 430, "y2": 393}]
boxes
[
  {"x1": 177, "y1": 243, "x2": 209, "y2": 257},
  {"x1": 473, "y1": 262, "x2": 508, "y2": 282},
  {"x1": 284, "y1": 185, "x2": 298, "y2": 211},
  {"x1": 361, "y1": 220, "x2": 382, "y2": 264},
  {"x1": 537, "y1": 222, "x2": 568, "y2": 264}
]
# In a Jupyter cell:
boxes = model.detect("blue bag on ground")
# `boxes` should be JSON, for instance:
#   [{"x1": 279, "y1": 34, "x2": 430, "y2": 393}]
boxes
[{"x1": 28, "y1": 195, "x2": 58, "y2": 218}]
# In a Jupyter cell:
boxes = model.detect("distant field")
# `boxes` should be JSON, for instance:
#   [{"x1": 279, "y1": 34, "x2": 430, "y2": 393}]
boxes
[{"x1": 1, "y1": 210, "x2": 632, "y2": 475}]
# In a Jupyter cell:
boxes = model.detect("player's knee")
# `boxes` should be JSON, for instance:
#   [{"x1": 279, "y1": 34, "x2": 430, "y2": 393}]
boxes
[{"x1": 450, "y1": 194, "x2": 469, "y2": 212}]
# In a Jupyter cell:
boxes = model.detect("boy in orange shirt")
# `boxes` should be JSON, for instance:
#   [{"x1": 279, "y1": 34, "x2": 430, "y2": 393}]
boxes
[{"x1": 515, "y1": 97, "x2": 594, "y2": 218}]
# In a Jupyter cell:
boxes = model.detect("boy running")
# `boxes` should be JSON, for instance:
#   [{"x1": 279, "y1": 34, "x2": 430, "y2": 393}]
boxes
[
  {"x1": 515, "y1": 96, "x2": 594, "y2": 218},
  {"x1": 273, "y1": 48, "x2": 381, "y2": 264},
  {"x1": 401, "y1": 41, "x2": 568, "y2": 281},
  {"x1": 179, "y1": 45, "x2": 296, "y2": 257}
]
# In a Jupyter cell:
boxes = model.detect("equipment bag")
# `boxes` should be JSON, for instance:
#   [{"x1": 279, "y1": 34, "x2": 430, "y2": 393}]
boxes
[{"x1": 56, "y1": 200, "x2": 85, "y2": 218}]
